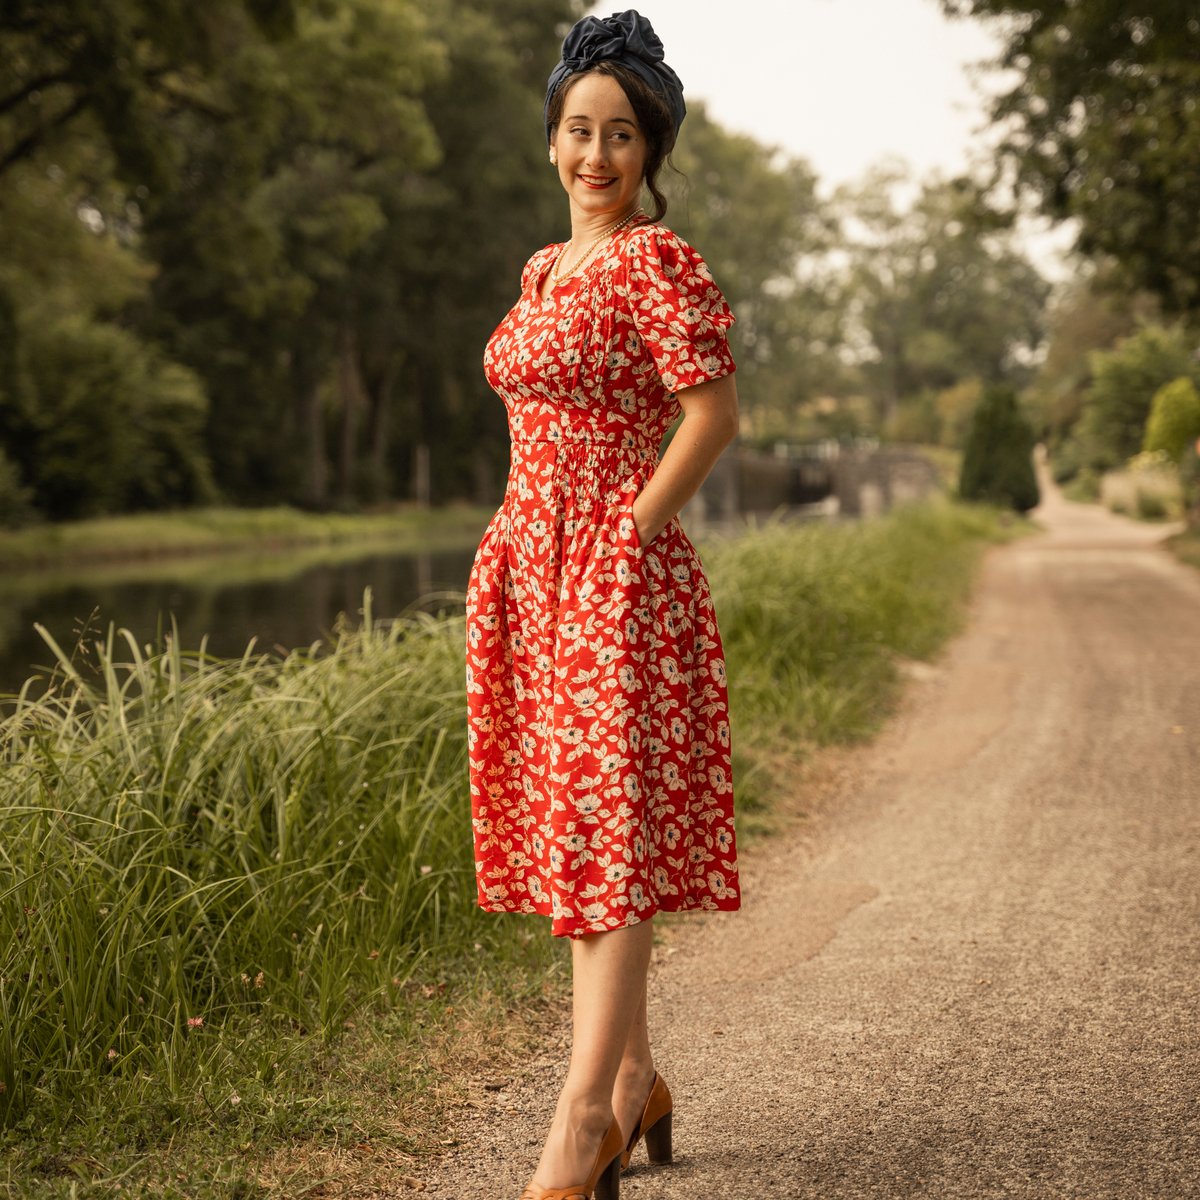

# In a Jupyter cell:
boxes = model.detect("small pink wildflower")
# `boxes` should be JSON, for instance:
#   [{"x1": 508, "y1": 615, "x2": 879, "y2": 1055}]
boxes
[
  {"x1": 107, "y1": 1049, "x2": 117, "y2": 1060},
  {"x1": 187, "y1": 1016, "x2": 203, "y2": 1028}
]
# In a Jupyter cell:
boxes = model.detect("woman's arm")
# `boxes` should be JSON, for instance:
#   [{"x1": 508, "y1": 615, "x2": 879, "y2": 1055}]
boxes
[{"x1": 631, "y1": 372, "x2": 740, "y2": 545}]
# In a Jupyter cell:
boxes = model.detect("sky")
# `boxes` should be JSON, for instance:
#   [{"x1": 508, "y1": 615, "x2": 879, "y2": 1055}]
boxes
[{"x1": 583, "y1": 0, "x2": 1077, "y2": 274}]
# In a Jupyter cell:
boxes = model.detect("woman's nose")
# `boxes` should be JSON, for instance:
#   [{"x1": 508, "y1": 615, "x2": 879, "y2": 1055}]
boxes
[{"x1": 585, "y1": 136, "x2": 609, "y2": 168}]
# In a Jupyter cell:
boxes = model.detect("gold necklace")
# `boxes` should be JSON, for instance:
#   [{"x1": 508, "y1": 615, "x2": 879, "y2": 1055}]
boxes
[{"x1": 550, "y1": 209, "x2": 644, "y2": 284}]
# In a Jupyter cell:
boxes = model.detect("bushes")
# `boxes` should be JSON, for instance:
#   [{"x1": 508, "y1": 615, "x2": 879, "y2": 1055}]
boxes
[
  {"x1": 18, "y1": 315, "x2": 218, "y2": 520},
  {"x1": 0, "y1": 448, "x2": 34, "y2": 529},
  {"x1": 1067, "y1": 325, "x2": 1200, "y2": 477},
  {"x1": 709, "y1": 501, "x2": 1006, "y2": 746},
  {"x1": 1100, "y1": 451, "x2": 1183, "y2": 521},
  {"x1": 0, "y1": 502, "x2": 1012, "y2": 1147},
  {"x1": 958, "y1": 385, "x2": 1040, "y2": 511},
  {"x1": 1143, "y1": 377, "x2": 1200, "y2": 464}
]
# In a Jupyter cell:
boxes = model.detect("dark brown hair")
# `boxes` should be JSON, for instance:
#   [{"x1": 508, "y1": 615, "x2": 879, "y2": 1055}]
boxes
[{"x1": 545, "y1": 61, "x2": 678, "y2": 223}]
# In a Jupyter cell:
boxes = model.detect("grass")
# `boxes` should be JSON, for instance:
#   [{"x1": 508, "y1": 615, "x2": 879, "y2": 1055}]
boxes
[
  {"x1": 707, "y1": 500, "x2": 1024, "y2": 832},
  {"x1": 1166, "y1": 524, "x2": 1200, "y2": 571},
  {"x1": 0, "y1": 500, "x2": 1021, "y2": 1196},
  {"x1": 0, "y1": 505, "x2": 494, "y2": 574}
]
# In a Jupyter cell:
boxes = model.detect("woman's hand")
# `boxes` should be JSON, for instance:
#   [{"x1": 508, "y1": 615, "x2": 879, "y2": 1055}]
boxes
[{"x1": 630, "y1": 373, "x2": 740, "y2": 545}]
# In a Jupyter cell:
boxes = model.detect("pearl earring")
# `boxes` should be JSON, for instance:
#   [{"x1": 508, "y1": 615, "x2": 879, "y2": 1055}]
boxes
[{"x1": 550, "y1": 151, "x2": 557, "y2": 165}]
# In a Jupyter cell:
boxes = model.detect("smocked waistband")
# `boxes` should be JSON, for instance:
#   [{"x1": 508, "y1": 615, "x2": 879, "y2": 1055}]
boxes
[{"x1": 511, "y1": 437, "x2": 656, "y2": 452}]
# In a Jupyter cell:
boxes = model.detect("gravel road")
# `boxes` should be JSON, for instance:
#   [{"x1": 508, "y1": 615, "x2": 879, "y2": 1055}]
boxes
[{"x1": 422, "y1": 484, "x2": 1200, "y2": 1199}]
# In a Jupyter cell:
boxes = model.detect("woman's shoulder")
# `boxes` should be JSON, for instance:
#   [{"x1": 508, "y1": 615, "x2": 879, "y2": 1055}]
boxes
[
  {"x1": 613, "y1": 221, "x2": 720, "y2": 291},
  {"x1": 520, "y1": 242, "x2": 564, "y2": 290},
  {"x1": 617, "y1": 221, "x2": 696, "y2": 261}
]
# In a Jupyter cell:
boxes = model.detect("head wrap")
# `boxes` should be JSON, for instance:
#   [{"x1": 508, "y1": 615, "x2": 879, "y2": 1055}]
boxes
[{"x1": 543, "y1": 9, "x2": 686, "y2": 142}]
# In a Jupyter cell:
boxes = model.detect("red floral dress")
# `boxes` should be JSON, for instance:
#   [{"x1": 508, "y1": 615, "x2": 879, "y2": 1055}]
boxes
[{"x1": 465, "y1": 223, "x2": 741, "y2": 938}]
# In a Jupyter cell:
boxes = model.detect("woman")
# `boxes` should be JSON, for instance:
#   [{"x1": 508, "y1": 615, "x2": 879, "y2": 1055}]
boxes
[{"x1": 465, "y1": 11, "x2": 741, "y2": 1199}]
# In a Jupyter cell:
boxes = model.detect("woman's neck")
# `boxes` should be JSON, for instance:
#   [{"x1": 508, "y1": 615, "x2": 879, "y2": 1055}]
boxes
[{"x1": 568, "y1": 200, "x2": 643, "y2": 245}]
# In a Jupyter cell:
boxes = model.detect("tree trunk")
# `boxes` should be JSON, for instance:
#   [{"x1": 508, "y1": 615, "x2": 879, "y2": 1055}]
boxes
[
  {"x1": 301, "y1": 366, "x2": 327, "y2": 509},
  {"x1": 367, "y1": 352, "x2": 399, "y2": 501},
  {"x1": 413, "y1": 442, "x2": 430, "y2": 508},
  {"x1": 336, "y1": 324, "x2": 364, "y2": 505}
]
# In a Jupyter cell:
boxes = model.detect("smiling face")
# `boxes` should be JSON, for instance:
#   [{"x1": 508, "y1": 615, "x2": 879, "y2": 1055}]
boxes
[{"x1": 550, "y1": 71, "x2": 648, "y2": 222}]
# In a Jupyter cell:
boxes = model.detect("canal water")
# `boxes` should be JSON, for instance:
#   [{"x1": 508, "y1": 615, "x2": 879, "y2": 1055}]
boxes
[{"x1": 0, "y1": 543, "x2": 479, "y2": 696}]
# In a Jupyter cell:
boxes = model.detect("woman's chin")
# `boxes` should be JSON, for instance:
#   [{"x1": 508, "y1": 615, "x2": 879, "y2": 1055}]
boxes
[{"x1": 572, "y1": 188, "x2": 637, "y2": 215}]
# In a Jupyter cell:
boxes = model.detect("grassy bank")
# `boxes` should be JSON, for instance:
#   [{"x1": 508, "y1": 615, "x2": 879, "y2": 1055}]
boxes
[
  {"x1": 0, "y1": 505, "x2": 494, "y2": 573},
  {"x1": 1167, "y1": 525, "x2": 1200, "y2": 571},
  {"x1": 0, "y1": 501, "x2": 1020, "y2": 1196}
]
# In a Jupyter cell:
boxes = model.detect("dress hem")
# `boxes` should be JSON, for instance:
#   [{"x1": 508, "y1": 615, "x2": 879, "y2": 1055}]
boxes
[{"x1": 476, "y1": 892, "x2": 742, "y2": 940}]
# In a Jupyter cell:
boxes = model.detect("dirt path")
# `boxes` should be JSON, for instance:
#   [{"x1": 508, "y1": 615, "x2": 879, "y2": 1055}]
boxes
[{"x1": 422, "y1": 486, "x2": 1200, "y2": 1199}]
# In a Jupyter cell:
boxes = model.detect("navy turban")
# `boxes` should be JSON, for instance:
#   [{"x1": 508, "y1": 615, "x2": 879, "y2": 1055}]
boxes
[{"x1": 543, "y1": 9, "x2": 686, "y2": 141}]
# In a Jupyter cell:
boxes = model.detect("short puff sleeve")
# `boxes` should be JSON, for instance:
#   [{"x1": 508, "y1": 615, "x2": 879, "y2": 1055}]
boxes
[
  {"x1": 622, "y1": 226, "x2": 736, "y2": 394},
  {"x1": 520, "y1": 245, "x2": 558, "y2": 295}
]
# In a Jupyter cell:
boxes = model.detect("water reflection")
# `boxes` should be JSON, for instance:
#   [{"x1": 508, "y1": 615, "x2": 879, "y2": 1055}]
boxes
[{"x1": 0, "y1": 545, "x2": 478, "y2": 695}]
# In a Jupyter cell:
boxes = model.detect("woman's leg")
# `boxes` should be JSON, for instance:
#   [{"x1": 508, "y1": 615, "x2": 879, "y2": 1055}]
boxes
[
  {"x1": 532, "y1": 919, "x2": 654, "y2": 1189},
  {"x1": 610, "y1": 978, "x2": 657, "y2": 1147}
]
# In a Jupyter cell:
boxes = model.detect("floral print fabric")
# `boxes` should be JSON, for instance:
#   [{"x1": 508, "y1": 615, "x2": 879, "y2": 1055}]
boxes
[{"x1": 466, "y1": 223, "x2": 741, "y2": 938}]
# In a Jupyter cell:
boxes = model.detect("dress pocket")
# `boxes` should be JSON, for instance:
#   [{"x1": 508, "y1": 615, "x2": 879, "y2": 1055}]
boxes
[{"x1": 616, "y1": 487, "x2": 643, "y2": 555}]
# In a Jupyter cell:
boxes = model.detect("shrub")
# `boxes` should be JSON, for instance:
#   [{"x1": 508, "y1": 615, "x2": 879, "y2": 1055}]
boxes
[
  {"x1": 1143, "y1": 377, "x2": 1200, "y2": 463},
  {"x1": 1076, "y1": 325, "x2": 1199, "y2": 472},
  {"x1": 1100, "y1": 451, "x2": 1183, "y2": 522},
  {"x1": 19, "y1": 315, "x2": 218, "y2": 520},
  {"x1": 958, "y1": 385, "x2": 1040, "y2": 511},
  {"x1": 0, "y1": 447, "x2": 34, "y2": 528}
]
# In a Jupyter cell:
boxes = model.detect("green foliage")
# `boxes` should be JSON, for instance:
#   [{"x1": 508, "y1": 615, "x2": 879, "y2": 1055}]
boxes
[
  {"x1": 664, "y1": 105, "x2": 842, "y2": 437},
  {"x1": 0, "y1": 595, "x2": 524, "y2": 1134},
  {"x1": 884, "y1": 391, "x2": 942, "y2": 445},
  {"x1": 19, "y1": 313, "x2": 216, "y2": 519},
  {"x1": 0, "y1": 446, "x2": 33, "y2": 529},
  {"x1": 0, "y1": 1, "x2": 295, "y2": 186},
  {"x1": 835, "y1": 166, "x2": 1049, "y2": 426},
  {"x1": 1025, "y1": 270, "x2": 1152, "y2": 469},
  {"x1": 709, "y1": 501, "x2": 1010, "y2": 748},
  {"x1": 943, "y1": 2, "x2": 1200, "y2": 317},
  {"x1": 0, "y1": 127, "x2": 219, "y2": 521},
  {"x1": 1074, "y1": 324, "x2": 1199, "y2": 474},
  {"x1": 1143, "y1": 377, "x2": 1200, "y2": 463},
  {"x1": 958, "y1": 385, "x2": 1040, "y2": 512},
  {"x1": 0, "y1": 503, "x2": 1012, "y2": 1160}
]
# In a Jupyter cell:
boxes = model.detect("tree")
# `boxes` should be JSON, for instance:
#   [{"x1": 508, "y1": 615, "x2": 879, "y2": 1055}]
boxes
[
  {"x1": 0, "y1": 0, "x2": 294, "y2": 185},
  {"x1": 836, "y1": 165, "x2": 1049, "y2": 427},
  {"x1": 942, "y1": 2, "x2": 1200, "y2": 318},
  {"x1": 0, "y1": 121, "x2": 215, "y2": 519},
  {"x1": 959, "y1": 384, "x2": 1040, "y2": 511},
  {"x1": 1143, "y1": 377, "x2": 1200, "y2": 463},
  {"x1": 1074, "y1": 324, "x2": 1199, "y2": 473},
  {"x1": 137, "y1": 0, "x2": 445, "y2": 506},
  {"x1": 1024, "y1": 268, "x2": 1151, "y2": 452},
  {"x1": 662, "y1": 104, "x2": 842, "y2": 442}
]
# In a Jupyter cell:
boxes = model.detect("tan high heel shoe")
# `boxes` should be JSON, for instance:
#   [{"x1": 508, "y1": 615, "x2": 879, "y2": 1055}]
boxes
[
  {"x1": 520, "y1": 1116, "x2": 624, "y2": 1200},
  {"x1": 621, "y1": 1073, "x2": 673, "y2": 1170}
]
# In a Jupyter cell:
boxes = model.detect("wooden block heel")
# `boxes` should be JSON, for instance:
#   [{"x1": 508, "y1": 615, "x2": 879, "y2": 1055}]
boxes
[
  {"x1": 593, "y1": 1148, "x2": 622, "y2": 1200},
  {"x1": 643, "y1": 1109, "x2": 672, "y2": 1164},
  {"x1": 621, "y1": 1073, "x2": 674, "y2": 1170}
]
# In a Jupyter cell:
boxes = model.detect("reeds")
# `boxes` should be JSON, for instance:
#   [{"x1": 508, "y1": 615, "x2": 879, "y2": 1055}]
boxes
[
  {"x1": 709, "y1": 501, "x2": 1006, "y2": 745},
  {"x1": 0, "y1": 501, "x2": 1008, "y2": 1144},
  {"x1": 0, "y1": 593, "x2": 509, "y2": 1129}
]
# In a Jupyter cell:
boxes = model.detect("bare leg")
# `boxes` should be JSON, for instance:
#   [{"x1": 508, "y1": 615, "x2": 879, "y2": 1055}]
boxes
[
  {"x1": 532, "y1": 919, "x2": 654, "y2": 1190},
  {"x1": 610, "y1": 978, "x2": 657, "y2": 1148}
]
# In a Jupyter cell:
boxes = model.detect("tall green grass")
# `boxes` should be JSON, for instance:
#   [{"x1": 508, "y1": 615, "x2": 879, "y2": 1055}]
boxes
[
  {"x1": 710, "y1": 501, "x2": 1008, "y2": 746},
  {"x1": 0, "y1": 501, "x2": 1013, "y2": 1168},
  {"x1": 0, "y1": 594, "x2": 517, "y2": 1138}
]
